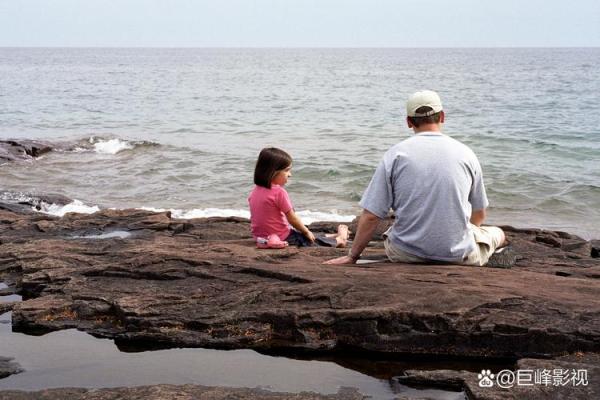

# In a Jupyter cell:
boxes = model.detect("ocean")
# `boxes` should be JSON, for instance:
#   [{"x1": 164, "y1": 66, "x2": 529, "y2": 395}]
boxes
[{"x1": 1, "y1": 48, "x2": 599, "y2": 238}]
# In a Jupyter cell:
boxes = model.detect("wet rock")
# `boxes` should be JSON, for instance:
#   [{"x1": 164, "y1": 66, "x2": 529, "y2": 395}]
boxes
[
  {"x1": 0, "y1": 140, "x2": 53, "y2": 162},
  {"x1": 0, "y1": 385, "x2": 365, "y2": 400},
  {"x1": 0, "y1": 303, "x2": 16, "y2": 315},
  {"x1": 592, "y1": 240, "x2": 600, "y2": 258},
  {"x1": 0, "y1": 191, "x2": 73, "y2": 217},
  {"x1": 394, "y1": 353, "x2": 600, "y2": 400},
  {"x1": 561, "y1": 238, "x2": 592, "y2": 258},
  {"x1": 0, "y1": 356, "x2": 23, "y2": 379},
  {"x1": 0, "y1": 205, "x2": 599, "y2": 361},
  {"x1": 535, "y1": 232, "x2": 562, "y2": 248}
]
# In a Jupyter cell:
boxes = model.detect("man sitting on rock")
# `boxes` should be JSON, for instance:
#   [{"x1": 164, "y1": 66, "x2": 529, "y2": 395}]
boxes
[{"x1": 326, "y1": 90, "x2": 508, "y2": 266}]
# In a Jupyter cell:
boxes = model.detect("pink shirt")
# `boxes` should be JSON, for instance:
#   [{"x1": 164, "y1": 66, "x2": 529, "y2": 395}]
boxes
[{"x1": 248, "y1": 185, "x2": 293, "y2": 240}]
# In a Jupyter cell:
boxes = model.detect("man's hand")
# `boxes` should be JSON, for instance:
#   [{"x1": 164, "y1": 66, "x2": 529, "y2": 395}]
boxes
[
  {"x1": 470, "y1": 208, "x2": 486, "y2": 227},
  {"x1": 323, "y1": 255, "x2": 356, "y2": 265},
  {"x1": 323, "y1": 209, "x2": 382, "y2": 265}
]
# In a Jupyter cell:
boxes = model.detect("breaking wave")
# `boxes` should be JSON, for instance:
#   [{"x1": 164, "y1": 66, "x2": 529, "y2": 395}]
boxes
[
  {"x1": 69, "y1": 136, "x2": 159, "y2": 155},
  {"x1": 37, "y1": 200, "x2": 101, "y2": 217},
  {"x1": 0, "y1": 192, "x2": 355, "y2": 224},
  {"x1": 140, "y1": 207, "x2": 355, "y2": 225}
]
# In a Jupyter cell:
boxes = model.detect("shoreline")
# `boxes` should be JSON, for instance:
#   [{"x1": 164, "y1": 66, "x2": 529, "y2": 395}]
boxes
[
  {"x1": 0, "y1": 204, "x2": 599, "y2": 399},
  {"x1": 1, "y1": 189, "x2": 597, "y2": 242},
  {"x1": 2, "y1": 138, "x2": 600, "y2": 241}
]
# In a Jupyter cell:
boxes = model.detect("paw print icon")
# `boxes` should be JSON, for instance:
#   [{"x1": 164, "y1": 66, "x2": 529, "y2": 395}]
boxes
[{"x1": 478, "y1": 369, "x2": 495, "y2": 387}]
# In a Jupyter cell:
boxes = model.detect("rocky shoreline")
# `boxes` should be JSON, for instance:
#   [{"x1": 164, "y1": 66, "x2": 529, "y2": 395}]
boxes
[
  {"x1": 0, "y1": 385, "x2": 366, "y2": 400},
  {"x1": 1, "y1": 197, "x2": 599, "y2": 398},
  {"x1": 0, "y1": 357, "x2": 22, "y2": 380},
  {"x1": 0, "y1": 140, "x2": 54, "y2": 163}
]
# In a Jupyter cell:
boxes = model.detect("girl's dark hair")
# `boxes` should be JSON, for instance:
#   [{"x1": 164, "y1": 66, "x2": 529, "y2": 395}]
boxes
[{"x1": 253, "y1": 147, "x2": 292, "y2": 188}]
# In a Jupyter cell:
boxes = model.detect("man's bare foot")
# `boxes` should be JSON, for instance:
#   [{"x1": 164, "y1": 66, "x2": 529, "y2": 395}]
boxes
[{"x1": 334, "y1": 224, "x2": 349, "y2": 248}]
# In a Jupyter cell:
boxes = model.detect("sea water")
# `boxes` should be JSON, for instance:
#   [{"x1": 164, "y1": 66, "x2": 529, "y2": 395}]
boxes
[{"x1": 0, "y1": 48, "x2": 598, "y2": 238}]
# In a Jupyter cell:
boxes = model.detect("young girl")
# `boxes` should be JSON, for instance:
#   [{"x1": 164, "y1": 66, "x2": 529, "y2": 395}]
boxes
[{"x1": 248, "y1": 147, "x2": 349, "y2": 248}]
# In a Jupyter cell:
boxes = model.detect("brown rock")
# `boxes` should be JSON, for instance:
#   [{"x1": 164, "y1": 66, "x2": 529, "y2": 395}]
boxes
[
  {"x1": 394, "y1": 353, "x2": 600, "y2": 400},
  {"x1": 0, "y1": 140, "x2": 53, "y2": 162},
  {"x1": 0, "y1": 356, "x2": 22, "y2": 379},
  {"x1": 0, "y1": 302, "x2": 16, "y2": 315},
  {"x1": 592, "y1": 240, "x2": 600, "y2": 258},
  {"x1": 0, "y1": 205, "x2": 599, "y2": 361},
  {"x1": 0, "y1": 385, "x2": 365, "y2": 400},
  {"x1": 535, "y1": 232, "x2": 562, "y2": 248}
]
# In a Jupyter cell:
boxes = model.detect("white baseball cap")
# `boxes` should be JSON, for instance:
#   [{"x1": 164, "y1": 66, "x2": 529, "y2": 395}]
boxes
[{"x1": 406, "y1": 90, "x2": 443, "y2": 117}]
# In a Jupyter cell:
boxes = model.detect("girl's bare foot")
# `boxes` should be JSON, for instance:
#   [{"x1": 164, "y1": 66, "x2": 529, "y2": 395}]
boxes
[{"x1": 334, "y1": 224, "x2": 349, "y2": 248}]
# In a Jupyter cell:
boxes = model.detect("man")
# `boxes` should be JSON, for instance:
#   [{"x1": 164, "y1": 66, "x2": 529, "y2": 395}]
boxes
[{"x1": 326, "y1": 90, "x2": 507, "y2": 266}]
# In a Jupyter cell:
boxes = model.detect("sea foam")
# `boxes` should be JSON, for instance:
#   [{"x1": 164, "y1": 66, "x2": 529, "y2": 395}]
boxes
[
  {"x1": 90, "y1": 138, "x2": 134, "y2": 154},
  {"x1": 138, "y1": 207, "x2": 355, "y2": 225},
  {"x1": 37, "y1": 200, "x2": 101, "y2": 217},
  {"x1": 140, "y1": 207, "x2": 251, "y2": 220},
  {"x1": 24, "y1": 197, "x2": 355, "y2": 224}
]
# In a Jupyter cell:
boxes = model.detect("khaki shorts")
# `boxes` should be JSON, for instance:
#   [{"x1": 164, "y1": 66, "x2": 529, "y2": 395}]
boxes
[{"x1": 383, "y1": 224, "x2": 504, "y2": 266}]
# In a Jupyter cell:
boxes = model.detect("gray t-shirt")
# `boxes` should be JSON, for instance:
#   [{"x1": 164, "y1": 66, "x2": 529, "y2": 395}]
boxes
[{"x1": 359, "y1": 131, "x2": 488, "y2": 262}]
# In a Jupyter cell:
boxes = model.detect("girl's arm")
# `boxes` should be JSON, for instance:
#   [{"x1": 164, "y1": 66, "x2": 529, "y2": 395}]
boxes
[{"x1": 285, "y1": 210, "x2": 315, "y2": 242}]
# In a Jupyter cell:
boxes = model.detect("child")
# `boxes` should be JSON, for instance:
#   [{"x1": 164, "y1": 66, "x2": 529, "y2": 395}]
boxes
[{"x1": 248, "y1": 147, "x2": 349, "y2": 248}]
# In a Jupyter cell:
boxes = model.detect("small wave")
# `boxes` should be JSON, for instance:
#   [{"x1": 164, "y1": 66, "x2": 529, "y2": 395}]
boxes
[
  {"x1": 0, "y1": 191, "x2": 73, "y2": 211},
  {"x1": 89, "y1": 136, "x2": 134, "y2": 154},
  {"x1": 295, "y1": 210, "x2": 355, "y2": 225},
  {"x1": 93, "y1": 138, "x2": 134, "y2": 154},
  {"x1": 166, "y1": 128, "x2": 198, "y2": 134},
  {"x1": 140, "y1": 207, "x2": 251, "y2": 220},
  {"x1": 0, "y1": 191, "x2": 36, "y2": 204},
  {"x1": 138, "y1": 207, "x2": 355, "y2": 225},
  {"x1": 16, "y1": 196, "x2": 355, "y2": 225},
  {"x1": 63, "y1": 136, "x2": 160, "y2": 155},
  {"x1": 37, "y1": 200, "x2": 100, "y2": 217},
  {"x1": 0, "y1": 191, "x2": 100, "y2": 217}
]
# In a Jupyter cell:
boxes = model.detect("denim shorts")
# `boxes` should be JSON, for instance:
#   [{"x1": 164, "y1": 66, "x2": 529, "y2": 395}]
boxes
[{"x1": 285, "y1": 229, "x2": 337, "y2": 247}]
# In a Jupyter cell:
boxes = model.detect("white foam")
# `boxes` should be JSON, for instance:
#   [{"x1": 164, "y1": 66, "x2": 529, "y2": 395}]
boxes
[
  {"x1": 140, "y1": 207, "x2": 251, "y2": 220},
  {"x1": 139, "y1": 207, "x2": 355, "y2": 225},
  {"x1": 0, "y1": 192, "x2": 36, "y2": 204},
  {"x1": 37, "y1": 200, "x2": 100, "y2": 217},
  {"x1": 30, "y1": 199, "x2": 355, "y2": 224},
  {"x1": 295, "y1": 210, "x2": 355, "y2": 225},
  {"x1": 92, "y1": 138, "x2": 134, "y2": 154}
]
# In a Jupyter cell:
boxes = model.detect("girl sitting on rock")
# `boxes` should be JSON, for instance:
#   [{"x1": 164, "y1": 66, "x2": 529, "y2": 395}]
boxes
[{"x1": 248, "y1": 147, "x2": 349, "y2": 248}]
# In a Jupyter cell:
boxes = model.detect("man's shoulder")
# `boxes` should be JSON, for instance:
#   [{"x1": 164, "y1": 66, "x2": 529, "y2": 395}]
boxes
[
  {"x1": 381, "y1": 141, "x2": 410, "y2": 166},
  {"x1": 382, "y1": 133, "x2": 478, "y2": 159},
  {"x1": 384, "y1": 137, "x2": 415, "y2": 155},
  {"x1": 440, "y1": 134, "x2": 479, "y2": 158}
]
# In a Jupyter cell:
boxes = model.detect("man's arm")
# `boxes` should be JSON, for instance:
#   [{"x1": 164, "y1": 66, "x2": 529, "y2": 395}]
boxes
[
  {"x1": 470, "y1": 208, "x2": 486, "y2": 227},
  {"x1": 324, "y1": 209, "x2": 381, "y2": 265}
]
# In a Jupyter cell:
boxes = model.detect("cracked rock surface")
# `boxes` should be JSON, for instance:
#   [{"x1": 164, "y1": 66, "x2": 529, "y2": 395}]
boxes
[
  {"x1": 394, "y1": 353, "x2": 600, "y2": 399},
  {"x1": 0, "y1": 205, "x2": 599, "y2": 359},
  {"x1": 0, "y1": 385, "x2": 365, "y2": 400}
]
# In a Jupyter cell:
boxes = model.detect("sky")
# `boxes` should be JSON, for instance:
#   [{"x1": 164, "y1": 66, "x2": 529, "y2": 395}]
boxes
[{"x1": 1, "y1": 0, "x2": 599, "y2": 47}]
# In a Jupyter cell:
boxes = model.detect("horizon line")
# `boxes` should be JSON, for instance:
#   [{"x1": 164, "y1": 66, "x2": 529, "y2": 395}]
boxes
[{"x1": 1, "y1": 45, "x2": 599, "y2": 50}]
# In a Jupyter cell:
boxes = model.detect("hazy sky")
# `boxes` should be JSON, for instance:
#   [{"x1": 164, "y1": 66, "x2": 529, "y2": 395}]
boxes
[{"x1": 1, "y1": 0, "x2": 599, "y2": 47}]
